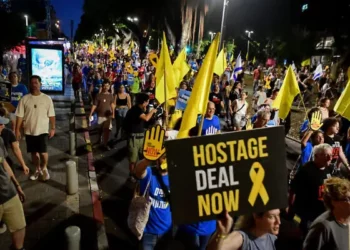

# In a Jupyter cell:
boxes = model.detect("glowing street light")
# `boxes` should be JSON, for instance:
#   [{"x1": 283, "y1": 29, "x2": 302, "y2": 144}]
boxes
[
  {"x1": 127, "y1": 17, "x2": 138, "y2": 22},
  {"x1": 24, "y1": 14, "x2": 28, "y2": 27},
  {"x1": 245, "y1": 30, "x2": 254, "y2": 60},
  {"x1": 209, "y1": 31, "x2": 216, "y2": 41}
]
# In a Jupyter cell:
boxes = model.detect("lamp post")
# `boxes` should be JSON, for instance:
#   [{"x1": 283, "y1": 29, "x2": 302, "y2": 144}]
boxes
[
  {"x1": 24, "y1": 15, "x2": 29, "y2": 36},
  {"x1": 209, "y1": 31, "x2": 216, "y2": 41},
  {"x1": 219, "y1": 0, "x2": 229, "y2": 50},
  {"x1": 245, "y1": 30, "x2": 254, "y2": 60},
  {"x1": 24, "y1": 15, "x2": 28, "y2": 27}
]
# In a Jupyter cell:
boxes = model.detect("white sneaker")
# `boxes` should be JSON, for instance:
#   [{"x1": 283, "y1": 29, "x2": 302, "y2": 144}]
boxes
[
  {"x1": 30, "y1": 170, "x2": 43, "y2": 181},
  {"x1": 42, "y1": 168, "x2": 50, "y2": 181},
  {"x1": 0, "y1": 222, "x2": 7, "y2": 234}
]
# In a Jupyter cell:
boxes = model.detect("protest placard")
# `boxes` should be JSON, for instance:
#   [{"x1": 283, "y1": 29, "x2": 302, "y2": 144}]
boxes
[
  {"x1": 165, "y1": 126, "x2": 287, "y2": 225},
  {"x1": 175, "y1": 89, "x2": 191, "y2": 110},
  {"x1": 0, "y1": 81, "x2": 11, "y2": 102}
]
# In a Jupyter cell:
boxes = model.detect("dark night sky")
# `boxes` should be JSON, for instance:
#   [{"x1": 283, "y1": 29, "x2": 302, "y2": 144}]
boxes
[
  {"x1": 50, "y1": 0, "x2": 291, "y2": 40},
  {"x1": 205, "y1": 0, "x2": 291, "y2": 40},
  {"x1": 51, "y1": 0, "x2": 84, "y2": 37}
]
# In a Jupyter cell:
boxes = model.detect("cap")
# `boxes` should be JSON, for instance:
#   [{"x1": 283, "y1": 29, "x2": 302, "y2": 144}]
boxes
[{"x1": 0, "y1": 116, "x2": 9, "y2": 125}]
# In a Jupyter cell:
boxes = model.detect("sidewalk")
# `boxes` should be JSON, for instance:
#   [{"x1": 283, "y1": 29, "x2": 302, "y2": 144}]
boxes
[{"x1": 0, "y1": 85, "x2": 105, "y2": 250}]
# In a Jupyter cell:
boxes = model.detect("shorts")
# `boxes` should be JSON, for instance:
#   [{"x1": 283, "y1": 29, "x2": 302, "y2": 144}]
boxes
[
  {"x1": 10, "y1": 112, "x2": 16, "y2": 121},
  {"x1": 97, "y1": 117, "x2": 112, "y2": 130},
  {"x1": 232, "y1": 114, "x2": 246, "y2": 128},
  {"x1": 25, "y1": 134, "x2": 48, "y2": 153},
  {"x1": 128, "y1": 134, "x2": 144, "y2": 163},
  {"x1": 0, "y1": 195, "x2": 26, "y2": 233}
]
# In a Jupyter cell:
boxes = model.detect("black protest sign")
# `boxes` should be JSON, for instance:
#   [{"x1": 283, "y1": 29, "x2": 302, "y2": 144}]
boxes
[{"x1": 165, "y1": 126, "x2": 287, "y2": 225}]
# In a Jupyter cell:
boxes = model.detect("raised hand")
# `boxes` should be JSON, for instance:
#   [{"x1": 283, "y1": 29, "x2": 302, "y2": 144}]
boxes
[
  {"x1": 310, "y1": 110, "x2": 323, "y2": 131},
  {"x1": 143, "y1": 125, "x2": 166, "y2": 161}
]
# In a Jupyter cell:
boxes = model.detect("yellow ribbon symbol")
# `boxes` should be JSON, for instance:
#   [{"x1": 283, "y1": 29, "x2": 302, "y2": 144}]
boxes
[{"x1": 248, "y1": 162, "x2": 269, "y2": 206}]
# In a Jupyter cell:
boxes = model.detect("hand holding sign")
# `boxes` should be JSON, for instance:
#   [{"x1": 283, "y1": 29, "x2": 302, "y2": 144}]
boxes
[
  {"x1": 143, "y1": 125, "x2": 166, "y2": 161},
  {"x1": 310, "y1": 110, "x2": 323, "y2": 131}
]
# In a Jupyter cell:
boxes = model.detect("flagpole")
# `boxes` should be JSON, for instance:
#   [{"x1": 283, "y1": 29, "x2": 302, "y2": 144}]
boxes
[
  {"x1": 163, "y1": 38, "x2": 168, "y2": 129},
  {"x1": 219, "y1": 0, "x2": 229, "y2": 50}
]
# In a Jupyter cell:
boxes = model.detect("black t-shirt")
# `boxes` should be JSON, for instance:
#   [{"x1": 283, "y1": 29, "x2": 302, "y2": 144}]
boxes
[
  {"x1": 124, "y1": 105, "x2": 145, "y2": 134},
  {"x1": 229, "y1": 90, "x2": 240, "y2": 102},
  {"x1": 291, "y1": 161, "x2": 332, "y2": 221},
  {"x1": 323, "y1": 135, "x2": 342, "y2": 163},
  {"x1": 209, "y1": 92, "x2": 223, "y2": 115},
  {"x1": 1, "y1": 128, "x2": 16, "y2": 149}
]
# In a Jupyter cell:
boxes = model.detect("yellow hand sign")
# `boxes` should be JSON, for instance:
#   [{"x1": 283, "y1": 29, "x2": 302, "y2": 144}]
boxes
[
  {"x1": 246, "y1": 119, "x2": 253, "y2": 130},
  {"x1": 310, "y1": 110, "x2": 323, "y2": 131},
  {"x1": 143, "y1": 125, "x2": 166, "y2": 161}
]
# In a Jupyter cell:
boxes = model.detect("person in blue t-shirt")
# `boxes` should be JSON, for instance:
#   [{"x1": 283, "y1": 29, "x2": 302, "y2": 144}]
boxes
[
  {"x1": 9, "y1": 72, "x2": 28, "y2": 131},
  {"x1": 198, "y1": 102, "x2": 221, "y2": 136},
  {"x1": 135, "y1": 155, "x2": 172, "y2": 250},
  {"x1": 300, "y1": 130, "x2": 324, "y2": 166}
]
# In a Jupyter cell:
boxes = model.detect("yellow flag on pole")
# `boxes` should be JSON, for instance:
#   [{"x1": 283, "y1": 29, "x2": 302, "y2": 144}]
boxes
[
  {"x1": 177, "y1": 33, "x2": 220, "y2": 139},
  {"x1": 173, "y1": 48, "x2": 190, "y2": 86},
  {"x1": 272, "y1": 66, "x2": 300, "y2": 119},
  {"x1": 213, "y1": 49, "x2": 227, "y2": 76},
  {"x1": 334, "y1": 80, "x2": 350, "y2": 120},
  {"x1": 301, "y1": 59, "x2": 311, "y2": 67},
  {"x1": 128, "y1": 40, "x2": 134, "y2": 57},
  {"x1": 155, "y1": 32, "x2": 177, "y2": 105}
]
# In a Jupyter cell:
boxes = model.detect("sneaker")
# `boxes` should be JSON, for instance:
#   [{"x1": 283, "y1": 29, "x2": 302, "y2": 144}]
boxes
[
  {"x1": 30, "y1": 170, "x2": 43, "y2": 181},
  {"x1": 0, "y1": 222, "x2": 7, "y2": 234},
  {"x1": 42, "y1": 169, "x2": 50, "y2": 181}
]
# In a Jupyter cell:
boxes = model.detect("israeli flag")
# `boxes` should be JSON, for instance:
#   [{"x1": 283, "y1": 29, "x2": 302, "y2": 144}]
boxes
[
  {"x1": 313, "y1": 64, "x2": 323, "y2": 80},
  {"x1": 231, "y1": 53, "x2": 243, "y2": 81}
]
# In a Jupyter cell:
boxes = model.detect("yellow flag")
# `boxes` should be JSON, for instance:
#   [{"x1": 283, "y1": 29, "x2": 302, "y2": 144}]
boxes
[
  {"x1": 334, "y1": 80, "x2": 350, "y2": 120},
  {"x1": 213, "y1": 49, "x2": 227, "y2": 76},
  {"x1": 177, "y1": 33, "x2": 220, "y2": 139},
  {"x1": 301, "y1": 59, "x2": 311, "y2": 67},
  {"x1": 246, "y1": 52, "x2": 249, "y2": 61},
  {"x1": 128, "y1": 40, "x2": 134, "y2": 57},
  {"x1": 155, "y1": 32, "x2": 177, "y2": 105},
  {"x1": 252, "y1": 56, "x2": 256, "y2": 65},
  {"x1": 272, "y1": 66, "x2": 300, "y2": 119},
  {"x1": 173, "y1": 48, "x2": 190, "y2": 86}
]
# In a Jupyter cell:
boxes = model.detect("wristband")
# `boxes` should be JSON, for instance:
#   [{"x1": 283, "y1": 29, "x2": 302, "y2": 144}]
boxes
[{"x1": 215, "y1": 233, "x2": 228, "y2": 242}]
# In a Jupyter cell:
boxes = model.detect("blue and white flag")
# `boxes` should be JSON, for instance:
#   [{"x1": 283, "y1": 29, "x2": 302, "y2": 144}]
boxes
[
  {"x1": 313, "y1": 64, "x2": 323, "y2": 80},
  {"x1": 230, "y1": 53, "x2": 243, "y2": 81}
]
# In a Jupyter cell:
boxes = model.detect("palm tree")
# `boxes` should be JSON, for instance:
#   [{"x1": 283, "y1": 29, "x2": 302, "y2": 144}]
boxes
[{"x1": 180, "y1": 0, "x2": 209, "y2": 55}]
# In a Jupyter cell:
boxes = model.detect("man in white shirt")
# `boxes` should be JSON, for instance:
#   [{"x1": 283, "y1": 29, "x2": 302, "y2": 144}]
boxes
[{"x1": 15, "y1": 75, "x2": 56, "y2": 181}]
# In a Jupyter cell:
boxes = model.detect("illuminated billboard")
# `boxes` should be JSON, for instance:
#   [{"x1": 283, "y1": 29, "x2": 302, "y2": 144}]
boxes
[
  {"x1": 31, "y1": 48, "x2": 63, "y2": 92},
  {"x1": 26, "y1": 40, "x2": 65, "y2": 94}
]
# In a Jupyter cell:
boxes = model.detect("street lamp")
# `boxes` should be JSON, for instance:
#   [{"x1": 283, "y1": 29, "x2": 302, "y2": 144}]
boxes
[
  {"x1": 127, "y1": 17, "x2": 138, "y2": 23},
  {"x1": 245, "y1": 30, "x2": 254, "y2": 60},
  {"x1": 209, "y1": 31, "x2": 216, "y2": 41},
  {"x1": 24, "y1": 14, "x2": 28, "y2": 27},
  {"x1": 219, "y1": 0, "x2": 229, "y2": 49}
]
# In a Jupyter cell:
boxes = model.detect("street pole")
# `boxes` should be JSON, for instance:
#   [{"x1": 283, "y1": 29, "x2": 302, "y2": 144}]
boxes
[
  {"x1": 219, "y1": 0, "x2": 229, "y2": 50},
  {"x1": 245, "y1": 31, "x2": 253, "y2": 61},
  {"x1": 247, "y1": 33, "x2": 250, "y2": 60}
]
